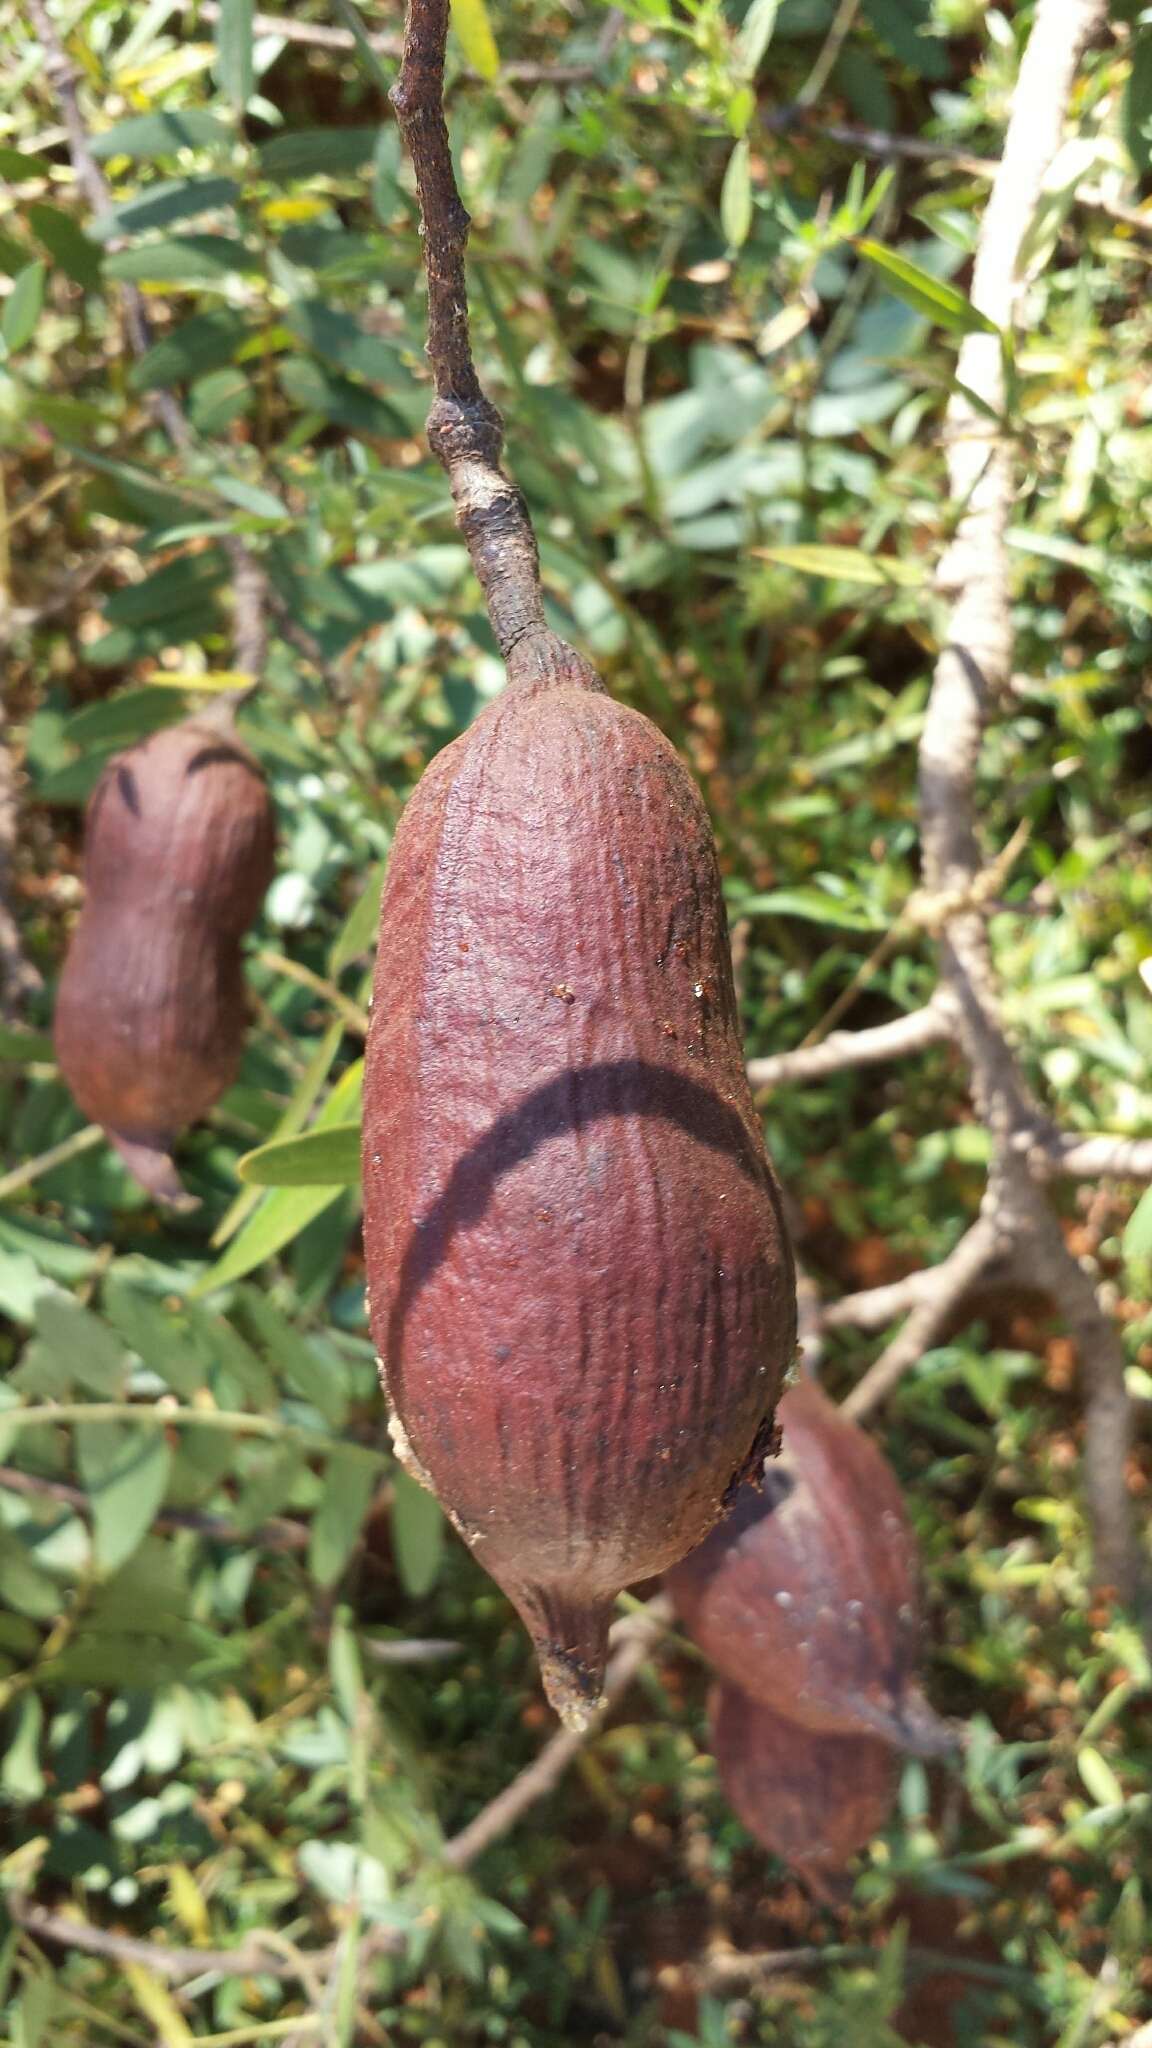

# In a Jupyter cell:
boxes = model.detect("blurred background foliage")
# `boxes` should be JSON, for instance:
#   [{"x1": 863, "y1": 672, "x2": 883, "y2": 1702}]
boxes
[{"x1": 1, "y1": 0, "x2": 1152, "y2": 2040}]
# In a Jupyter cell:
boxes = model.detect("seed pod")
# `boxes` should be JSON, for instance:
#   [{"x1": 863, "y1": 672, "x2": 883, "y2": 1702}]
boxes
[
  {"x1": 667, "y1": 1378, "x2": 951, "y2": 1755},
  {"x1": 709, "y1": 1680, "x2": 897, "y2": 1893},
  {"x1": 362, "y1": 630, "x2": 796, "y2": 1729},
  {"x1": 54, "y1": 700, "x2": 275, "y2": 1209}
]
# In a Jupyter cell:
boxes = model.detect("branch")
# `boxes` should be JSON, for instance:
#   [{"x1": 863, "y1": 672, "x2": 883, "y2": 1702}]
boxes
[
  {"x1": 1036, "y1": 1131, "x2": 1152, "y2": 1182},
  {"x1": 10, "y1": 1903, "x2": 403, "y2": 1983},
  {"x1": 0, "y1": 739, "x2": 42, "y2": 1021},
  {"x1": 840, "y1": 1213, "x2": 1003, "y2": 1421},
  {"x1": 0, "y1": 1464, "x2": 309, "y2": 1552},
  {"x1": 391, "y1": 0, "x2": 548, "y2": 659},
  {"x1": 198, "y1": 1, "x2": 625, "y2": 86},
  {"x1": 747, "y1": 995, "x2": 954, "y2": 1091},
  {"x1": 442, "y1": 1596, "x2": 672, "y2": 1868}
]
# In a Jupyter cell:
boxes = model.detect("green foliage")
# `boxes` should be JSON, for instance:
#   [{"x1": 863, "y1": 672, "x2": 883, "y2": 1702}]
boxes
[{"x1": 2, "y1": 0, "x2": 1151, "y2": 2041}]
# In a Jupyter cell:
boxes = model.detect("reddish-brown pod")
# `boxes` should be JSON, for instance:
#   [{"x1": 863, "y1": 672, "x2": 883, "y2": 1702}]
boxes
[
  {"x1": 54, "y1": 699, "x2": 275, "y2": 1209},
  {"x1": 709, "y1": 1680, "x2": 898, "y2": 1895},
  {"x1": 362, "y1": 630, "x2": 796, "y2": 1728},
  {"x1": 667, "y1": 1378, "x2": 951, "y2": 1755}
]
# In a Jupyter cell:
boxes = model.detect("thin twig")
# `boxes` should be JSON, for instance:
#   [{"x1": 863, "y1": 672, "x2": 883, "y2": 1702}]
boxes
[
  {"x1": 841, "y1": 1213, "x2": 1002, "y2": 1420},
  {"x1": 0, "y1": 1123, "x2": 104, "y2": 1203},
  {"x1": 441, "y1": 1596, "x2": 672, "y2": 1869},
  {"x1": 0, "y1": 739, "x2": 42, "y2": 1019},
  {"x1": 0, "y1": 1464, "x2": 309, "y2": 1551},
  {"x1": 747, "y1": 995, "x2": 955, "y2": 1091},
  {"x1": 257, "y1": 950, "x2": 371, "y2": 1036},
  {"x1": 197, "y1": 1, "x2": 625, "y2": 85}
]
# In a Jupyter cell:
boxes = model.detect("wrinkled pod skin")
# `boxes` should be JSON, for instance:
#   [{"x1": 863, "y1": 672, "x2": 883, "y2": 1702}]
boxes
[
  {"x1": 709, "y1": 1680, "x2": 898, "y2": 1899},
  {"x1": 667, "y1": 1378, "x2": 952, "y2": 1756},
  {"x1": 362, "y1": 629, "x2": 796, "y2": 1728},
  {"x1": 54, "y1": 699, "x2": 275, "y2": 1209}
]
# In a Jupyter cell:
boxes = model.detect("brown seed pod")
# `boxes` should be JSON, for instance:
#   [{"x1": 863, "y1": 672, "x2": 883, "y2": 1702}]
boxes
[
  {"x1": 709, "y1": 1679, "x2": 898, "y2": 1894},
  {"x1": 667, "y1": 1378, "x2": 951, "y2": 1755},
  {"x1": 362, "y1": 631, "x2": 796, "y2": 1728},
  {"x1": 54, "y1": 699, "x2": 275, "y2": 1209}
]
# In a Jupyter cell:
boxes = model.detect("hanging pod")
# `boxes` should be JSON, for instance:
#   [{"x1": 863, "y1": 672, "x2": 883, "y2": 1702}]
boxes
[
  {"x1": 55, "y1": 698, "x2": 275, "y2": 1208},
  {"x1": 667, "y1": 1378, "x2": 952, "y2": 1756},
  {"x1": 361, "y1": 632, "x2": 796, "y2": 1728}
]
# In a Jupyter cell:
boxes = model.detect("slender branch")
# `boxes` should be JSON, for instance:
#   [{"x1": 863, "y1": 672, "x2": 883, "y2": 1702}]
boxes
[
  {"x1": 841, "y1": 1213, "x2": 1003, "y2": 1421},
  {"x1": 9, "y1": 1904, "x2": 403, "y2": 1983},
  {"x1": 1037, "y1": 1132, "x2": 1152, "y2": 1181},
  {"x1": 0, "y1": 1464, "x2": 309, "y2": 1551},
  {"x1": 0, "y1": 739, "x2": 42, "y2": 1020},
  {"x1": 0, "y1": 1400, "x2": 386, "y2": 1463},
  {"x1": 441, "y1": 1596, "x2": 672, "y2": 1868},
  {"x1": 747, "y1": 995, "x2": 954, "y2": 1091},
  {"x1": 0, "y1": 1124, "x2": 103, "y2": 1203},
  {"x1": 257, "y1": 950, "x2": 371, "y2": 1036},
  {"x1": 391, "y1": 0, "x2": 548, "y2": 659},
  {"x1": 198, "y1": 1, "x2": 625, "y2": 85}
]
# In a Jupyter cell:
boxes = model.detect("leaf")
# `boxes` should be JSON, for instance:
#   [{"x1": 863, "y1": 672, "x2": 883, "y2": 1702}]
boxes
[
  {"x1": 257, "y1": 127, "x2": 381, "y2": 180},
  {"x1": 104, "y1": 234, "x2": 262, "y2": 285},
  {"x1": 0, "y1": 1024, "x2": 55, "y2": 1063},
  {"x1": 238, "y1": 1122, "x2": 361, "y2": 1188},
  {"x1": 24, "y1": 204, "x2": 102, "y2": 289},
  {"x1": 1078, "y1": 1746, "x2": 1124, "y2": 1810},
  {"x1": 62, "y1": 686, "x2": 188, "y2": 749},
  {"x1": 130, "y1": 307, "x2": 250, "y2": 390},
  {"x1": 737, "y1": 0, "x2": 779, "y2": 78},
  {"x1": 76, "y1": 1425, "x2": 172, "y2": 1573},
  {"x1": 330, "y1": 862, "x2": 385, "y2": 974},
  {"x1": 451, "y1": 0, "x2": 500, "y2": 81},
  {"x1": 285, "y1": 299, "x2": 408, "y2": 385},
  {"x1": 1123, "y1": 1187, "x2": 1152, "y2": 1265},
  {"x1": 123, "y1": 1963, "x2": 196, "y2": 2045},
  {"x1": 720, "y1": 139, "x2": 752, "y2": 250},
  {"x1": 35, "y1": 1293, "x2": 127, "y2": 1397},
  {"x1": 216, "y1": 0, "x2": 255, "y2": 113},
  {"x1": 0, "y1": 146, "x2": 52, "y2": 178},
  {"x1": 90, "y1": 111, "x2": 233, "y2": 158},
  {"x1": 1, "y1": 261, "x2": 45, "y2": 355},
  {"x1": 194, "y1": 1057, "x2": 363, "y2": 1292},
  {"x1": 210, "y1": 1020, "x2": 344, "y2": 1251},
  {"x1": 736, "y1": 885, "x2": 888, "y2": 931},
  {"x1": 237, "y1": 1289, "x2": 348, "y2": 1426},
  {"x1": 856, "y1": 240, "x2": 998, "y2": 336},
  {"x1": 309, "y1": 1446, "x2": 380, "y2": 1586},
  {"x1": 391, "y1": 1467, "x2": 445, "y2": 1598},
  {"x1": 1124, "y1": 30, "x2": 1152, "y2": 177},
  {"x1": 91, "y1": 176, "x2": 241, "y2": 242},
  {"x1": 751, "y1": 542, "x2": 923, "y2": 587}
]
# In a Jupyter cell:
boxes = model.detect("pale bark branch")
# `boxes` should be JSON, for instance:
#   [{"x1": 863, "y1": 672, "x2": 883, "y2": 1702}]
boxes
[
  {"x1": 747, "y1": 995, "x2": 954, "y2": 1091},
  {"x1": 1036, "y1": 1132, "x2": 1152, "y2": 1182},
  {"x1": 840, "y1": 1214, "x2": 1003, "y2": 1422},
  {"x1": 198, "y1": 0, "x2": 625, "y2": 85}
]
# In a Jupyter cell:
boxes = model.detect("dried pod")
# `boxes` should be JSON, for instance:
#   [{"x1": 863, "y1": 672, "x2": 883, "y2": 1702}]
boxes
[
  {"x1": 54, "y1": 700, "x2": 275, "y2": 1208},
  {"x1": 362, "y1": 631, "x2": 796, "y2": 1728},
  {"x1": 667, "y1": 1378, "x2": 951, "y2": 1755},
  {"x1": 709, "y1": 1680, "x2": 897, "y2": 1894}
]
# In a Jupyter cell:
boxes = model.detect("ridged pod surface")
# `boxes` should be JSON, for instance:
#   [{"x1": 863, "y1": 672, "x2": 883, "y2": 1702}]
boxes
[
  {"x1": 54, "y1": 701, "x2": 275, "y2": 1208},
  {"x1": 668, "y1": 1378, "x2": 951, "y2": 1755},
  {"x1": 709, "y1": 1681, "x2": 897, "y2": 1893},
  {"x1": 362, "y1": 631, "x2": 796, "y2": 1727}
]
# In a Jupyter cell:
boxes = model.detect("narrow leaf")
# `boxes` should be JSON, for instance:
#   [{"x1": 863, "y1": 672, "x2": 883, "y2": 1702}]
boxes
[
  {"x1": 1123, "y1": 1186, "x2": 1152, "y2": 1265},
  {"x1": 238, "y1": 1122, "x2": 361, "y2": 1187},
  {"x1": 857, "y1": 239, "x2": 998, "y2": 337},
  {"x1": 309, "y1": 1446, "x2": 380, "y2": 1586},
  {"x1": 451, "y1": 0, "x2": 500, "y2": 81},
  {"x1": 752, "y1": 542, "x2": 923, "y2": 588},
  {"x1": 216, "y1": 0, "x2": 255, "y2": 113},
  {"x1": 77, "y1": 1425, "x2": 172, "y2": 1573},
  {"x1": 329, "y1": 861, "x2": 385, "y2": 975},
  {"x1": 391, "y1": 1467, "x2": 445, "y2": 1598},
  {"x1": 720, "y1": 139, "x2": 752, "y2": 250},
  {"x1": 1, "y1": 261, "x2": 45, "y2": 355}
]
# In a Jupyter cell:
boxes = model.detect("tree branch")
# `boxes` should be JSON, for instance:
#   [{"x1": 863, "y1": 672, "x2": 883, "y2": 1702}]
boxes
[
  {"x1": 1035, "y1": 1132, "x2": 1152, "y2": 1182},
  {"x1": 390, "y1": 0, "x2": 548, "y2": 659},
  {"x1": 0, "y1": 1463, "x2": 309, "y2": 1552},
  {"x1": 197, "y1": 1, "x2": 625, "y2": 86},
  {"x1": 747, "y1": 994, "x2": 955, "y2": 1091},
  {"x1": 840, "y1": 1213, "x2": 1003, "y2": 1421}
]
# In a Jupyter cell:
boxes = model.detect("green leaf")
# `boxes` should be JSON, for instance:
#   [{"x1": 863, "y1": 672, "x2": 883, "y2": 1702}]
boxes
[
  {"x1": 76, "y1": 1425, "x2": 172, "y2": 1574},
  {"x1": 210, "y1": 1021, "x2": 344, "y2": 1251},
  {"x1": 720, "y1": 139, "x2": 752, "y2": 250},
  {"x1": 130, "y1": 308, "x2": 250, "y2": 390},
  {"x1": 752, "y1": 542, "x2": 923, "y2": 587},
  {"x1": 194, "y1": 1058, "x2": 363, "y2": 1293},
  {"x1": 103, "y1": 235, "x2": 261, "y2": 285},
  {"x1": 236, "y1": 1289, "x2": 348, "y2": 1427},
  {"x1": 330, "y1": 0, "x2": 394, "y2": 94},
  {"x1": 1124, "y1": 30, "x2": 1152, "y2": 176},
  {"x1": 857, "y1": 240, "x2": 998, "y2": 336},
  {"x1": 309, "y1": 1446, "x2": 379, "y2": 1587},
  {"x1": 286, "y1": 300, "x2": 407, "y2": 385},
  {"x1": 330, "y1": 862, "x2": 385, "y2": 975},
  {"x1": 92, "y1": 177, "x2": 241, "y2": 243},
  {"x1": 35, "y1": 1293, "x2": 127, "y2": 1397},
  {"x1": 451, "y1": 0, "x2": 500, "y2": 80},
  {"x1": 216, "y1": 0, "x2": 255, "y2": 113},
  {"x1": 1, "y1": 261, "x2": 45, "y2": 355},
  {"x1": 1123, "y1": 1186, "x2": 1152, "y2": 1265},
  {"x1": 737, "y1": 0, "x2": 779, "y2": 77},
  {"x1": 391, "y1": 1467, "x2": 445, "y2": 1598},
  {"x1": 0, "y1": 1025, "x2": 55, "y2": 1063},
  {"x1": 1078, "y1": 1746, "x2": 1125, "y2": 1810},
  {"x1": 0, "y1": 147, "x2": 51, "y2": 178},
  {"x1": 90, "y1": 111, "x2": 234, "y2": 158},
  {"x1": 737, "y1": 886, "x2": 888, "y2": 931},
  {"x1": 257, "y1": 127, "x2": 381, "y2": 180},
  {"x1": 238, "y1": 1122, "x2": 361, "y2": 1188},
  {"x1": 62, "y1": 686, "x2": 188, "y2": 749},
  {"x1": 24, "y1": 204, "x2": 102, "y2": 289}
]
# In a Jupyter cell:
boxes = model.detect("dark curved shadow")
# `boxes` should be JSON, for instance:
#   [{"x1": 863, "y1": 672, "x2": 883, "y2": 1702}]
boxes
[{"x1": 383, "y1": 1056, "x2": 789, "y2": 1403}]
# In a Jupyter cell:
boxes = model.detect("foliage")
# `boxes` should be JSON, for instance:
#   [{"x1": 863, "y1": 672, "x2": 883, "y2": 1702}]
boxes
[{"x1": 1, "y1": 0, "x2": 1151, "y2": 2042}]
